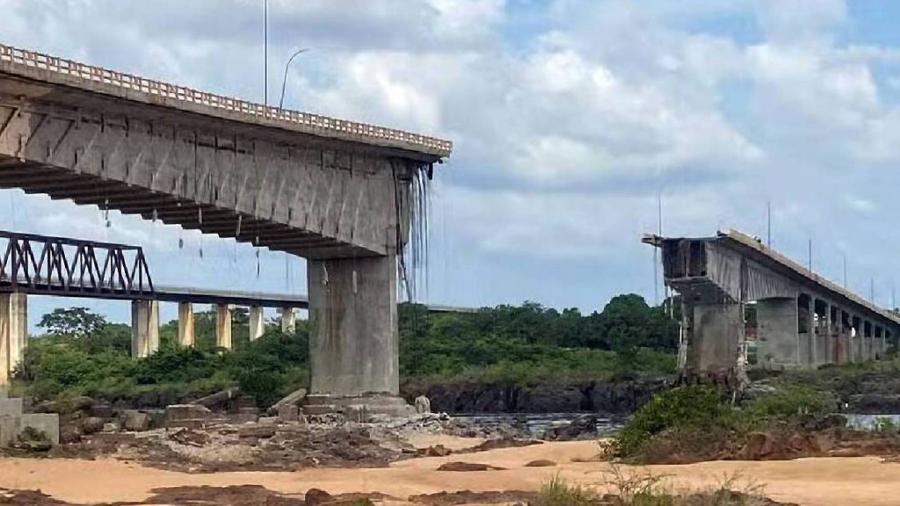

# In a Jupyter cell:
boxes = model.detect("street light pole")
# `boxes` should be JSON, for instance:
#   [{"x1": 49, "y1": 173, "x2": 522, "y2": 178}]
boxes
[{"x1": 279, "y1": 48, "x2": 310, "y2": 109}]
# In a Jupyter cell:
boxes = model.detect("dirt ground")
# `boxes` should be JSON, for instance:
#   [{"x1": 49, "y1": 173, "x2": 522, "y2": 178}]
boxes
[{"x1": 0, "y1": 438, "x2": 898, "y2": 505}]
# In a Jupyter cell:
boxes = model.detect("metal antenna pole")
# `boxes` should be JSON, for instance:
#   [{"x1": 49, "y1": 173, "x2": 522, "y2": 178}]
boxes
[
  {"x1": 843, "y1": 252, "x2": 847, "y2": 289},
  {"x1": 808, "y1": 238, "x2": 812, "y2": 272},
  {"x1": 871, "y1": 278, "x2": 875, "y2": 302},
  {"x1": 264, "y1": 0, "x2": 268, "y2": 108},
  {"x1": 767, "y1": 200, "x2": 772, "y2": 247}
]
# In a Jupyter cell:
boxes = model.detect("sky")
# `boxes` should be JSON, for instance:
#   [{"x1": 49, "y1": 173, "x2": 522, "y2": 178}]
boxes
[{"x1": 3, "y1": 0, "x2": 900, "y2": 327}]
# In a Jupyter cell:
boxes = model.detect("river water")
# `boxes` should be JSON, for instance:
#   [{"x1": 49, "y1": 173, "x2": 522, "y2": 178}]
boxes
[{"x1": 451, "y1": 412, "x2": 625, "y2": 437}]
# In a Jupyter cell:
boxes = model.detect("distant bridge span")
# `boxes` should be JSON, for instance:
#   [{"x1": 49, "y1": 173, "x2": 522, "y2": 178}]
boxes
[{"x1": 645, "y1": 230, "x2": 900, "y2": 373}]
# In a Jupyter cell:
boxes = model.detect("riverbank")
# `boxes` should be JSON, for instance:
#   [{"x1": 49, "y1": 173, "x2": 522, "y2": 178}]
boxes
[{"x1": 2, "y1": 438, "x2": 900, "y2": 505}]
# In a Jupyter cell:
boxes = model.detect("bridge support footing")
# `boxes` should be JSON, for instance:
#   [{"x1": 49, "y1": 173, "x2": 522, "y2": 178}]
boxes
[
  {"x1": 0, "y1": 292, "x2": 27, "y2": 386},
  {"x1": 307, "y1": 254, "x2": 411, "y2": 415},
  {"x1": 687, "y1": 303, "x2": 742, "y2": 374},
  {"x1": 131, "y1": 300, "x2": 159, "y2": 358}
]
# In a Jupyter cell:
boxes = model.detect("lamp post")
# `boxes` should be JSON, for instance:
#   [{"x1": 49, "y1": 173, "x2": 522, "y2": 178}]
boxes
[{"x1": 279, "y1": 48, "x2": 310, "y2": 109}]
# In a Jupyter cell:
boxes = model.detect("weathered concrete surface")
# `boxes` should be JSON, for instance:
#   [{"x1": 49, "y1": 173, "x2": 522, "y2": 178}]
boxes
[
  {"x1": 249, "y1": 305, "x2": 265, "y2": 341},
  {"x1": 216, "y1": 304, "x2": 232, "y2": 350},
  {"x1": 177, "y1": 302, "x2": 195, "y2": 347},
  {"x1": 688, "y1": 304, "x2": 742, "y2": 373},
  {"x1": 648, "y1": 230, "x2": 900, "y2": 373},
  {"x1": 308, "y1": 255, "x2": 399, "y2": 396},
  {"x1": 131, "y1": 300, "x2": 159, "y2": 358},
  {"x1": 757, "y1": 298, "x2": 800, "y2": 369},
  {"x1": 0, "y1": 292, "x2": 26, "y2": 385},
  {"x1": 280, "y1": 307, "x2": 296, "y2": 334},
  {"x1": 0, "y1": 397, "x2": 59, "y2": 447}
]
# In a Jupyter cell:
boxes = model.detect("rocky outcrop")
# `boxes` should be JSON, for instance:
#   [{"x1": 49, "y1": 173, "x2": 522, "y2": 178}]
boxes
[{"x1": 402, "y1": 376, "x2": 673, "y2": 414}]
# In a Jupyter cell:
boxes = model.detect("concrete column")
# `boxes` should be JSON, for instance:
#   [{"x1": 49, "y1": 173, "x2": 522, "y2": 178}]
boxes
[
  {"x1": 308, "y1": 255, "x2": 399, "y2": 396},
  {"x1": 757, "y1": 297, "x2": 800, "y2": 368},
  {"x1": 822, "y1": 301, "x2": 833, "y2": 365},
  {"x1": 177, "y1": 302, "x2": 195, "y2": 347},
  {"x1": 131, "y1": 299, "x2": 159, "y2": 358},
  {"x1": 279, "y1": 307, "x2": 296, "y2": 334},
  {"x1": 249, "y1": 305, "x2": 265, "y2": 341},
  {"x1": 215, "y1": 304, "x2": 232, "y2": 350},
  {"x1": 0, "y1": 292, "x2": 27, "y2": 385},
  {"x1": 686, "y1": 303, "x2": 743, "y2": 373}
]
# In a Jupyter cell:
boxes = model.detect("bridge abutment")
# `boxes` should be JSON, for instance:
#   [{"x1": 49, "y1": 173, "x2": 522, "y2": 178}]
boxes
[
  {"x1": 131, "y1": 300, "x2": 159, "y2": 358},
  {"x1": 0, "y1": 292, "x2": 26, "y2": 385}
]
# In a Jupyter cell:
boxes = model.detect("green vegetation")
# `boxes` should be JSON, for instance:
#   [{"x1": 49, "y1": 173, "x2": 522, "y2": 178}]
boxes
[
  {"x1": 16, "y1": 293, "x2": 678, "y2": 406},
  {"x1": 536, "y1": 473, "x2": 774, "y2": 506},
  {"x1": 400, "y1": 294, "x2": 678, "y2": 385},
  {"x1": 614, "y1": 384, "x2": 838, "y2": 460}
]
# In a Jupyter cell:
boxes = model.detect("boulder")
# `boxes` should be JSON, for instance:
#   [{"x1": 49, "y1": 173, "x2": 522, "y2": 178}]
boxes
[
  {"x1": 437, "y1": 462, "x2": 505, "y2": 471},
  {"x1": 277, "y1": 404, "x2": 300, "y2": 422},
  {"x1": 305, "y1": 488, "x2": 332, "y2": 506},
  {"x1": 80, "y1": 417, "x2": 105, "y2": 435},
  {"x1": 542, "y1": 415, "x2": 597, "y2": 441},
  {"x1": 415, "y1": 395, "x2": 432, "y2": 414},
  {"x1": 423, "y1": 444, "x2": 452, "y2": 457},
  {"x1": 268, "y1": 387, "x2": 307, "y2": 416},
  {"x1": 123, "y1": 410, "x2": 151, "y2": 432}
]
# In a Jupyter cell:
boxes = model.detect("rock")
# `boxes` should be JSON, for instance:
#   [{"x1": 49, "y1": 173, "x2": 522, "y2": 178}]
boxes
[
  {"x1": 193, "y1": 388, "x2": 240, "y2": 409},
  {"x1": 423, "y1": 444, "x2": 452, "y2": 457},
  {"x1": 80, "y1": 416, "x2": 105, "y2": 435},
  {"x1": 16, "y1": 426, "x2": 52, "y2": 452},
  {"x1": 268, "y1": 387, "x2": 307, "y2": 416},
  {"x1": 542, "y1": 415, "x2": 597, "y2": 441},
  {"x1": 741, "y1": 432, "x2": 775, "y2": 460},
  {"x1": 524, "y1": 459, "x2": 557, "y2": 467},
  {"x1": 102, "y1": 421, "x2": 120, "y2": 432},
  {"x1": 436, "y1": 462, "x2": 505, "y2": 472},
  {"x1": 258, "y1": 416, "x2": 279, "y2": 425},
  {"x1": 166, "y1": 404, "x2": 213, "y2": 422},
  {"x1": 123, "y1": 410, "x2": 151, "y2": 432},
  {"x1": 89, "y1": 402, "x2": 113, "y2": 419},
  {"x1": 169, "y1": 428, "x2": 209, "y2": 447},
  {"x1": 238, "y1": 425, "x2": 276, "y2": 439},
  {"x1": 278, "y1": 404, "x2": 300, "y2": 422},
  {"x1": 59, "y1": 425, "x2": 82, "y2": 444},
  {"x1": 305, "y1": 488, "x2": 333, "y2": 506},
  {"x1": 415, "y1": 395, "x2": 431, "y2": 414}
]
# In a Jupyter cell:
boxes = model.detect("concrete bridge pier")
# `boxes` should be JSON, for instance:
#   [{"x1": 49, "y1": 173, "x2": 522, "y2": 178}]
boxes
[
  {"x1": 305, "y1": 254, "x2": 413, "y2": 417},
  {"x1": 249, "y1": 306, "x2": 265, "y2": 341},
  {"x1": 177, "y1": 302, "x2": 195, "y2": 347},
  {"x1": 216, "y1": 304, "x2": 232, "y2": 350},
  {"x1": 687, "y1": 303, "x2": 743, "y2": 373},
  {"x1": 131, "y1": 300, "x2": 159, "y2": 358},
  {"x1": 0, "y1": 292, "x2": 27, "y2": 385},
  {"x1": 279, "y1": 307, "x2": 296, "y2": 334},
  {"x1": 757, "y1": 297, "x2": 800, "y2": 369}
]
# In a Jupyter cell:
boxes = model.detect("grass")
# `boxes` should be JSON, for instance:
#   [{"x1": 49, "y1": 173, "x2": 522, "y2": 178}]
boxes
[{"x1": 536, "y1": 472, "x2": 776, "y2": 506}]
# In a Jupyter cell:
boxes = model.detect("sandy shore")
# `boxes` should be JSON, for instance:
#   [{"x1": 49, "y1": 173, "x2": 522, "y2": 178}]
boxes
[{"x1": 1, "y1": 438, "x2": 899, "y2": 505}]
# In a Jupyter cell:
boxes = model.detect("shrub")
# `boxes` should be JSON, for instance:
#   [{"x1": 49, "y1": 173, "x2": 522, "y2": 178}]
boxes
[{"x1": 616, "y1": 385, "x2": 729, "y2": 457}]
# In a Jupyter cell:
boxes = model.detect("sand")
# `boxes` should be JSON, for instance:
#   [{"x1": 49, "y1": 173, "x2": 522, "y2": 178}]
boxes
[{"x1": 1, "y1": 438, "x2": 899, "y2": 505}]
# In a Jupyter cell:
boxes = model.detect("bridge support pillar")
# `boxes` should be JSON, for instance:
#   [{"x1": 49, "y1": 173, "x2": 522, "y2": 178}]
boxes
[
  {"x1": 279, "y1": 307, "x2": 296, "y2": 334},
  {"x1": 687, "y1": 303, "x2": 743, "y2": 374},
  {"x1": 0, "y1": 292, "x2": 27, "y2": 386},
  {"x1": 216, "y1": 305, "x2": 232, "y2": 350},
  {"x1": 131, "y1": 300, "x2": 159, "y2": 358},
  {"x1": 757, "y1": 297, "x2": 799, "y2": 369},
  {"x1": 305, "y1": 255, "x2": 412, "y2": 417},
  {"x1": 177, "y1": 302, "x2": 195, "y2": 347},
  {"x1": 249, "y1": 306, "x2": 265, "y2": 341}
]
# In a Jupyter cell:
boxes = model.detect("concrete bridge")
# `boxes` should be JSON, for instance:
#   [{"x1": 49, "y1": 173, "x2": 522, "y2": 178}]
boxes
[
  {"x1": 0, "y1": 43, "x2": 452, "y2": 412},
  {"x1": 644, "y1": 230, "x2": 900, "y2": 374}
]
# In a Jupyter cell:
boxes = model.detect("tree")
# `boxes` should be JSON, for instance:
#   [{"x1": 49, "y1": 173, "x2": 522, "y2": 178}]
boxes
[{"x1": 38, "y1": 307, "x2": 108, "y2": 338}]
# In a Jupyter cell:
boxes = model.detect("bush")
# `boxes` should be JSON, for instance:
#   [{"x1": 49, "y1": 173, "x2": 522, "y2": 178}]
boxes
[
  {"x1": 616, "y1": 385, "x2": 729, "y2": 457},
  {"x1": 743, "y1": 385, "x2": 836, "y2": 421}
]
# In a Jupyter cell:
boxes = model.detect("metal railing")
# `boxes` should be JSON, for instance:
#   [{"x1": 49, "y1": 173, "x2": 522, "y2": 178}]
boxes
[{"x1": 0, "y1": 43, "x2": 452, "y2": 156}]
